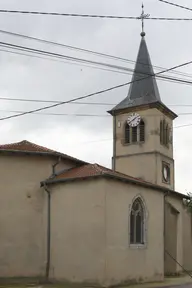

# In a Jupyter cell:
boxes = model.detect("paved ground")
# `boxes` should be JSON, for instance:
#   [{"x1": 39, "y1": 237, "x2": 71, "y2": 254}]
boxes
[
  {"x1": 164, "y1": 284, "x2": 192, "y2": 288},
  {"x1": 127, "y1": 276, "x2": 192, "y2": 288}
]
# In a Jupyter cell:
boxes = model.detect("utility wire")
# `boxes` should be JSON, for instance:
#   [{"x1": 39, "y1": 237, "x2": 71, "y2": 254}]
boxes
[
  {"x1": 0, "y1": 110, "x2": 109, "y2": 117},
  {"x1": 0, "y1": 97, "x2": 191, "y2": 108},
  {"x1": 159, "y1": 0, "x2": 192, "y2": 12},
  {"x1": 1, "y1": 56, "x2": 192, "y2": 121},
  {"x1": 2, "y1": 45, "x2": 192, "y2": 88},
  {"x1": 2, "y1": 45, "x2": 189, "y2": 87},
  {"x1": 165, "y1": 250, "x2": 192, "y2": 278},
  {"x1": 0, "y1": 47, "x2": 139, "y2": 76},
  {"x1": 0, "y1": 9, "x2": 191, "y2": 20},
  {"x1": 0, "y1": 28, "x2": 192, "y2": 79},
  {"x1": 0, "y1": 109, "x2": 192, "y2": 117},
  {"x1": 1, "y1": 41, "x2": 192, "y2": 87}
]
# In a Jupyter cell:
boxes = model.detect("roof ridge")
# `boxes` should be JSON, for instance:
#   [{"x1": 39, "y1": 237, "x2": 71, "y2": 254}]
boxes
[
  {"x1": 93, "y1": 163, "x2": 106, "y2": 174},
  {"x1": 0, "y1": 139, "x2": 87, "y2": 164}
]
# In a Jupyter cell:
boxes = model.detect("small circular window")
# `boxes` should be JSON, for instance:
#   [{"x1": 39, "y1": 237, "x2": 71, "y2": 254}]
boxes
[{"x1": 162, "y1": 163, "x2": 170, "y2": 183}]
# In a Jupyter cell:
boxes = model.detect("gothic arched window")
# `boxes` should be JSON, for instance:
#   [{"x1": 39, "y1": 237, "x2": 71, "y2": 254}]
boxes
[
  {"x1": 165, "y1": 124, "x2": 169, "y2": 146},
  {"x1": 125, "y1": 123, "x2": 130, "y2": 144},
  {"x1": 160, "y1": 120, "x2": 163, "y2": 144},
  {"x1": 139, "y1": 119, "x2": 145, "y2": 142},
  {"x1": 163, "y1": 119, "x2": 166, "y2": 145},
  {"x1": 160, "y1": 119, "x2": 169, "y2": 147},
  {"x1": 130, "y1": 198, "x2": 145, "y2": 245},
  {"x1": 132, "y1": 126, "x2": 138, "y2": 143}
]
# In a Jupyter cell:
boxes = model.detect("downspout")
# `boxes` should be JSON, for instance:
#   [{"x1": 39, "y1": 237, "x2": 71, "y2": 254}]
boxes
[
  {"x1": 113, "y1": 115, "x2": 116, "y2": 171},
  {"x1": 43, "y1": 157, "x2": 60, "y2": 280},
  {"x1": 44, "y1": 184, "x2": 51, "y2": 281}
]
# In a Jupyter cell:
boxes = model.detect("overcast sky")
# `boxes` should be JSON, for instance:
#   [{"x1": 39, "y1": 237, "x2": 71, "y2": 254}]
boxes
[{"x1": 0, "y1": 0, "x2": 191, "y2": 193}]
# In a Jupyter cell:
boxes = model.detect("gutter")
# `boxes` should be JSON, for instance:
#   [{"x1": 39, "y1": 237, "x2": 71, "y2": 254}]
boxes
[{"x1": 43, "y1": 184, "x2": 51, "y2": 281}]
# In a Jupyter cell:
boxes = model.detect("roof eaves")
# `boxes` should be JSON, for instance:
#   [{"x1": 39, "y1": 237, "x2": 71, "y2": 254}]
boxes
[
  {"x1": 40, "y1": 174, "x2": 103, "y2": 187},
  {"x1": 103, "y1": 173, "x2": 189, "y2": 199},
  {"x1": 41, "y1": 170, "x2": 189, "y2": 200},
  {"x1": 0, "y1": 149, "x2": 87, "y2": 165}
]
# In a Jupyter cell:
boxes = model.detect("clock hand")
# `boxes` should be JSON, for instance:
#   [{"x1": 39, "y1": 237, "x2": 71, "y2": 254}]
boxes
[{"x1": 130, "y1": 116, "x2": 139, "y2": 123}]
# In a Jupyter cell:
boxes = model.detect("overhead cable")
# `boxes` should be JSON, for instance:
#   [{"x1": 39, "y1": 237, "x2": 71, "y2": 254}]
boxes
[
  {"x1": 1, "y1": 55, "x2": 192, "y2": 121},
  {"x1": 159, "y1": 0, "x2": 192, "y2": 12},
  {"x1": 0, "y1": 28, "x2": 192, "y2": 79},
  {"x1": 0, "y1": 9, "x2": 191, "y2": 20},
  {"x1": 1, "y1": 41, "x2": 192, "y2": 87}
]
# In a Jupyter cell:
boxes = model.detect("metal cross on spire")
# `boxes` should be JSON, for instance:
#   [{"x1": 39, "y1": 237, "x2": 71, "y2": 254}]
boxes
[{"x1": 138, "y1": 3, "x2": 150, "y2": 37}]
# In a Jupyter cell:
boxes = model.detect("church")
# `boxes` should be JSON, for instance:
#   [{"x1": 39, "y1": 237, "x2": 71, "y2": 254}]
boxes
[{"x1": 0, "y1": 30, "x2": 192, "y2": 286}]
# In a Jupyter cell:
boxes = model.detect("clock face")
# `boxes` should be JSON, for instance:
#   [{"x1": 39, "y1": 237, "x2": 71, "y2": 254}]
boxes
[{"x1": 127, "y1": 113, "x2": 141, "y2": 127}]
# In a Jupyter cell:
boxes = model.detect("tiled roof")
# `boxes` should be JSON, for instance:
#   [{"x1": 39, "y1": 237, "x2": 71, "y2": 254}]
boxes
[
  {"x1": 0, "y1": 140, "x2": 86, "y2": 164},
  {"x1": 54, "y1": 163, "x2": 147, "y2": 183},
  {"x1": 44, "y1": 163, "x2": 188, "y2": 200}
]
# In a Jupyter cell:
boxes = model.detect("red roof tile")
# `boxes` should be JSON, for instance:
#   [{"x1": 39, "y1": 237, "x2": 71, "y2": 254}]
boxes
[
  {"x1": 46, "y1": 163, "x2": 187, "y2": 200},
  {"x1": 0, "y1": 140, "x2": 86, "y2": 164},
  {"x1": 54, "y1": 163, "x2": 151, "y2": 185}
]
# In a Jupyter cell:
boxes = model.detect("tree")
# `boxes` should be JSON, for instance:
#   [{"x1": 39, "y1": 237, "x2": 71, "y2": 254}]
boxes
[
  {"x1": 183, "y1": 193, "x2": 192, "y2": 239},
  {"x1": 183, "y1": 192, "x2": 192, "y2": 213}
]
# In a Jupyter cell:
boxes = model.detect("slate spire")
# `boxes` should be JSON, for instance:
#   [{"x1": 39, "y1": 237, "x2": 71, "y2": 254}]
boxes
[{"x1": 109, "y1": 31, "x2": 162, "y2": 114}]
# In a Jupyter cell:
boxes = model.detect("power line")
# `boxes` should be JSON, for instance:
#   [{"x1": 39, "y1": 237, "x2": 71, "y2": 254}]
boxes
[
  {"x1": 0, "y1": 95, "x2": 192, "y2": 108},
  {"x1": 1, "y1": 55, "x2": 192, "y2": 121},
  {"x1": 0, "y1": 109, "x2": 109, "y2": 117},
  {"x1": 1, "y1": 46, "x2": 185, "y2": 85},
  {"x1": 0, "y1": 47, "x2": 138, "y2": 76},
  {"x1": 0, "y1": 9, "x2": 191, "y2": 21},
  {"x1": 1, "y1": 45, "x2": 192, "y2": 87},
  {"x1": 0, "y1": 109, "x2": 192, "y2": 117},
  {"x1": 165, "y1": 250, "x2": 192, "y2": 278},
  {"x1": 159, "y1": 0, "x2": 192, "y2": 12},
  {"x1": 0, "y1": 81, "x2": 132, "y2": 121},
  {"x1": 0, "y1": 29, "x2": 192, "y2": 79},
  {"x1": 0, "y1": 46, "x2": 173, "y2": 83},
  {"x1": 0, "y1": 10, "x2": 139, "y2": 19},
  {"x1": 0, "y1": 29, "x2": 192, "y2": 82},
  {"x1": 1, "y1": 41, "x2": 192, "y2": 88},
  {"x1": 0, "y1": 96, "x2": 192, "y2": 108}
]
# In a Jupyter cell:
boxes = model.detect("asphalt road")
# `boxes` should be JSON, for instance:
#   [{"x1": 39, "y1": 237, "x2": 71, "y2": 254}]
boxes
[{"x1": 165, "y1": 285, "x2": 192, "y2": 288}]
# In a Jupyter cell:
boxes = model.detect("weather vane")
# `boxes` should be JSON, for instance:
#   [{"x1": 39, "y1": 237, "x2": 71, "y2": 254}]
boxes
[{"x1": 138, "y1": 3, "x2": 150, "y2": 36}]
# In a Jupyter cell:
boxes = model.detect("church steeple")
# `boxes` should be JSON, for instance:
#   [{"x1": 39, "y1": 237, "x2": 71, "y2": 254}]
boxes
[
  {"x1": 108, "y1": 32, "x2": 177, "y2": 119},
  {"x1": 110, "y1": 35, "x2": 161, "y2": 113},
  {"x1": 108, "y1": 20, "x2": 178, "y2": 190},
  {"x1": 108, "y1": 4, "x2": 165, "y2": 114}
]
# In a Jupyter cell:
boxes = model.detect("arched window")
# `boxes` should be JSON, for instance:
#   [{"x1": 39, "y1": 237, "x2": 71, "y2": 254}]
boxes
[
  {"x1": 169, "y1": 127, "x2": 172, "y2": 144},
  {"x1": 132, "y1": 126, "x2": 138, "y2": 143},
  {"x1": 125, "y1": 123, "x2": 130, "y2": 144},
  {"x1": 139, "y1": 119, "x2": 145, "y2": 142},
  {"x1": 130, "y1": 198, "x2": 145, "y2": 244},
  {"x1": 163, "y1": 119, "x2": 166, "y2": 145},
  {"x1": 160, "y1": 120, "x2": 163, "y2": 144},
  {"x1": 160, "y1": 119, "x2": 170, "y2": 147},
  {"x1": 165, "y1": 124, "x2": 169, "y2": 146}
]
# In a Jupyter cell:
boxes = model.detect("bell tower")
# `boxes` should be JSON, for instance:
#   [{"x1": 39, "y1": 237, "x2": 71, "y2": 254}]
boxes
[{"x1": 108, "y1": 25, "x2": 177, "y2": 190}]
